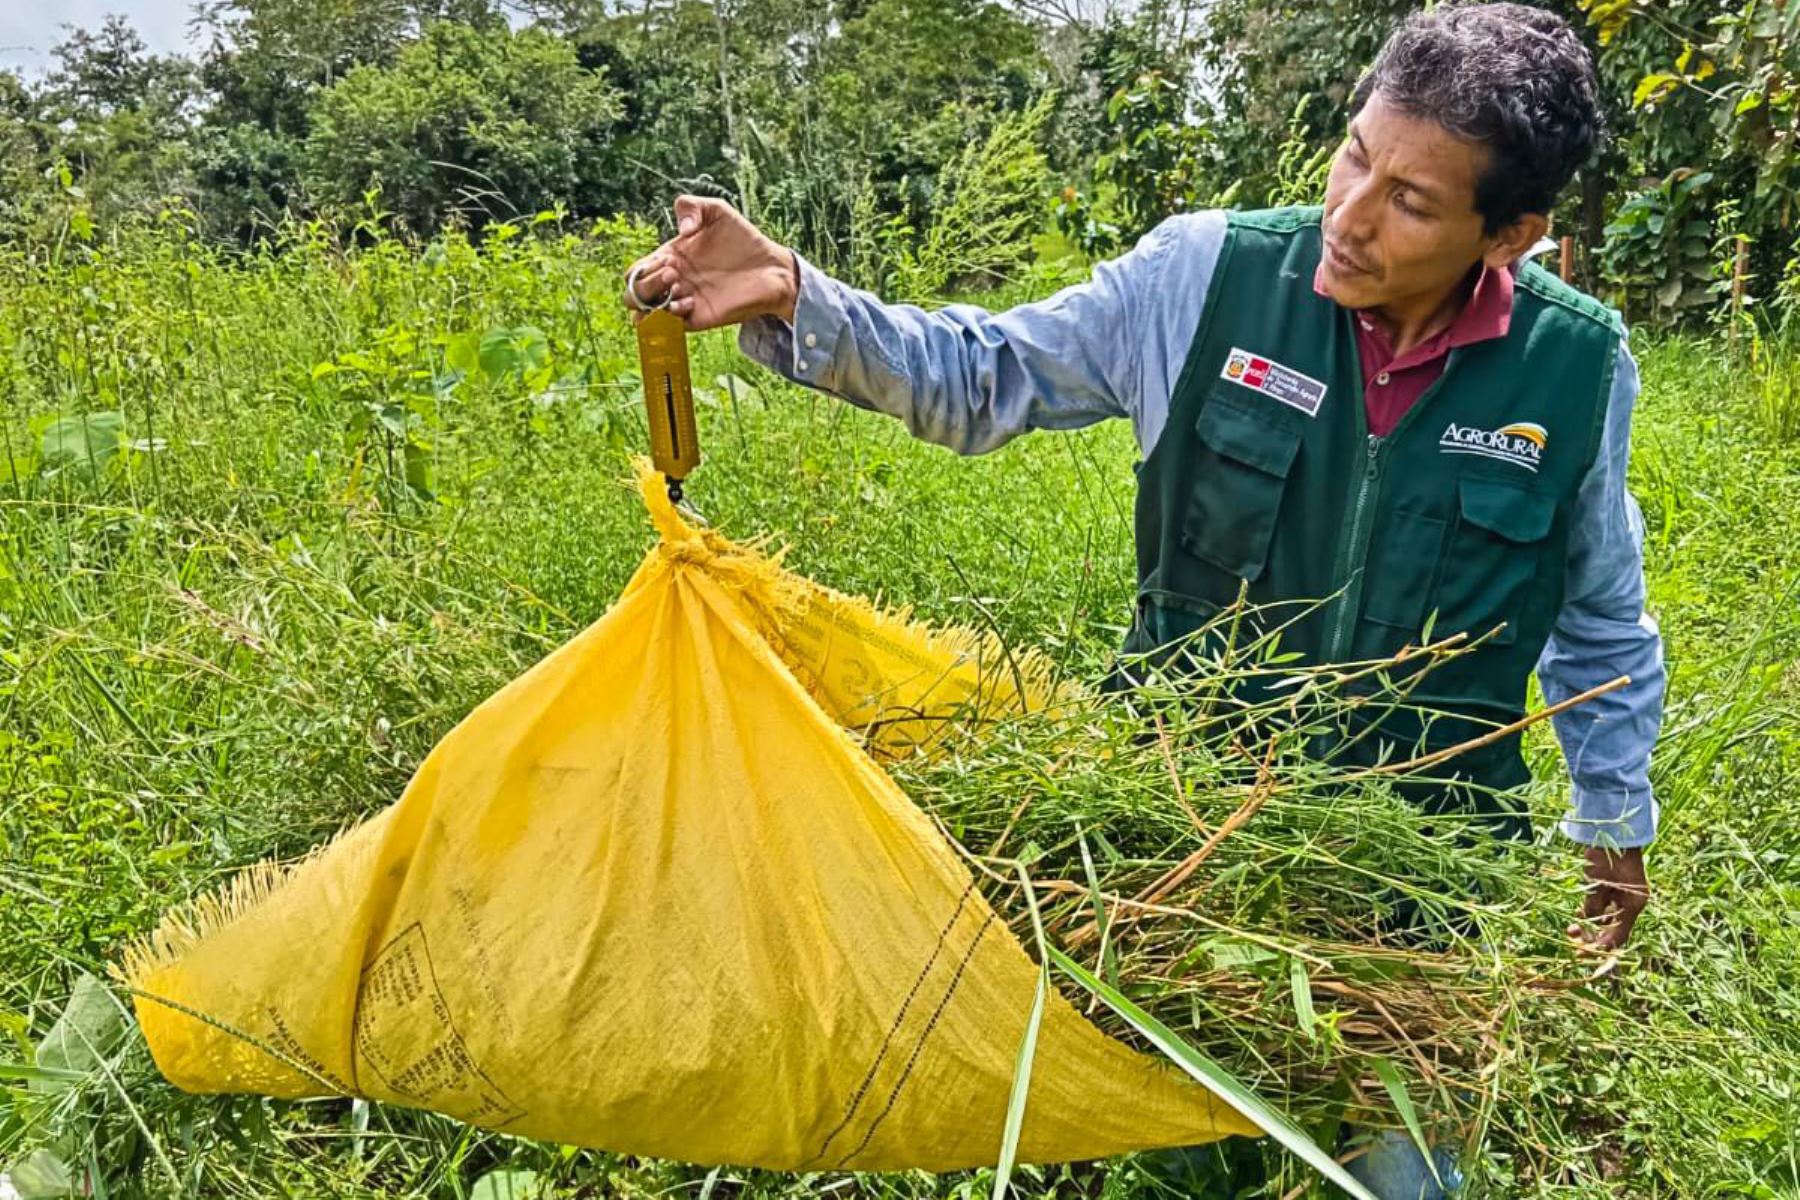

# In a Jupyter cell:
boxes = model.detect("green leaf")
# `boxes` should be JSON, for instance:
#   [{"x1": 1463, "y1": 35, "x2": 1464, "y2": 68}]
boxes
[
  {"x1": 1632, "y1": 73, "x2": 1679, "y2": 108},
  {"x1": 148, "y1": 841, "x2": 195, "y2": 866},
  {"x1": 377, "y1": 404, "x2": 410, "y2": 438},
  {"x1": 0, "y1": 1062, "x2": 86, "y2": 1084},
  {"x1": 1049, "y1": 949, "x2": 1378, "y2": 1200},
  {"x1": 479, "y1": 329, "x2": 519, "y2": 382},
  {"x1": 37, "y1": 412, "x2": 124, "y2": 479},
  {"x1": 469, "y1": 1170, "x2": 542, "y2": 1200},
  {"x1": 715, "y1": 373, "x2": 761, "y2": 408},
  {"x1": 1371, "y1": 1058, "x2": 1440, "y2": 1189},
  {"x1": 1074, "y1": 826, "x2": 1118, "y2": 987},
  {"x1": 1677, "y1": 171, "x2": 1715, "y2": 196},
  {"x1": 445, "y1": 332, "x2": 481, "y2": 375},
  {"x1": 1207, "y1": 939, "x2": 1278, "y2": 970},
  {"x1": 0, "y1": 1010, "x2": 33, "y2": 1058},
  {"x1": 35, "y1": 972, "x2": 126, "y2": 1085},
  {"x1": 403, "y1": 441, "x2": 435, "y2": 499},
  {"x1": 434, "y1": 368, "x2": 466, "y2": 399},
  {"x1": 991, "y1": 965, "x2": 1047, "y2": 1200},
  {"x1": 1289, "y1": 956, "x2": 1317, "y2": 1042},
  {"x1": 8, "y1": 1147, "x2": 76, "y2": 1198},
  {"x1": 3, "y1": 447, "x2": 36, "y2": 485},
  {"x1": 479, "y1": 326, "x2": 551, "y2": 383}
]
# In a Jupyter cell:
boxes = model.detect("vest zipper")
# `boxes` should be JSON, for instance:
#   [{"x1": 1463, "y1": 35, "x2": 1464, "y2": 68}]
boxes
[
  {"x1": 1319, "y1": 345, "x2": 1463, "y2": 666},
  {"x1": 1323, "y1": 433, "x2": 1383, "y2": 663}
]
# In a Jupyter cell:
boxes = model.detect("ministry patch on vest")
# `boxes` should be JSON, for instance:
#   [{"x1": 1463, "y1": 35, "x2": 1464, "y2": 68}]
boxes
[
  {"x1": 1438, "y1": 421, "x2": 1547, "y2": 472},
  {"x1": 1220, "y1": 348, "x2": 1327, "y2": 416}
]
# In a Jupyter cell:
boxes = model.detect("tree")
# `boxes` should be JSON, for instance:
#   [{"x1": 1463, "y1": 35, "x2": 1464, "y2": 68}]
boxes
[
  {"x1": 31, "y1": 17, "x2": 198, "y2": 221},
  {"x1": 302, "y1": 21, "x2": 623, "y2": 233},
  {"x1": 187, "y1": 0, "x2": 509, "y2": 237},
  {"x1": 559, "y1": 0, "x2": 736, "y2": 222},
  {"x1": 0, "y1": 71, "x2": 46, "y2": 234},
  {"x1": 1196, "y1": 0, "x2": 1412, "y2": 206},
  {"x1": 731, "y1": 0, "x2": 1048, "y2": 270},
  {"x1": 1578, "y1": 0, "x2": 1794, "y2": 318}
]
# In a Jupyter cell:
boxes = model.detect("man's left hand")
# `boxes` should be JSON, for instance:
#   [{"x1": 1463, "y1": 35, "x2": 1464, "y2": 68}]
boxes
[{"x1": 1569, "y1": 846, "x2": 1649, "y2": 952}]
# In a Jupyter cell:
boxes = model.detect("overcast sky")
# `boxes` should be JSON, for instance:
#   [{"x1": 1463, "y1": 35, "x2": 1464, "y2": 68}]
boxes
[{"x1": 0, "y1": 1, "x2": 197, "y2": 76}]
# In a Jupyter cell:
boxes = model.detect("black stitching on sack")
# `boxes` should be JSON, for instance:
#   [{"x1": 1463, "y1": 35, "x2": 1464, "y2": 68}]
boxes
[
  {"x1": 834, "y1": 910, "x2": 995, "y2": 1168},
  {"x1": 805, "y1": 879, "x2": 977, "y2": 1165}
]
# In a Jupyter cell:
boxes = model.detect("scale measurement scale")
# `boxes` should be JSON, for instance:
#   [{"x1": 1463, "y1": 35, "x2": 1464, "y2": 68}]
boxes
[{"x1": 634, "y1": 306, "x2": 701, "y2": 504}]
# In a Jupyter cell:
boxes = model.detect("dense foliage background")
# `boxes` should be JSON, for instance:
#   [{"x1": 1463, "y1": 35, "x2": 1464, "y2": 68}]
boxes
[{"x1": 5, "y1": 0, "x2": 1800, "y2": 328}]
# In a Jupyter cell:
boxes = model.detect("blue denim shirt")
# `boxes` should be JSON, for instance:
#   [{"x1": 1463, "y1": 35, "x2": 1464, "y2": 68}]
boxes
[{"x1": 739, "y1": 210, "x2": 1664, "y2": 847}]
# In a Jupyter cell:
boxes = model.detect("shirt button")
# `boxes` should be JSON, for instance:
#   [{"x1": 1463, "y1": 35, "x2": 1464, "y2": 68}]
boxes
[
  {"x1": 804, "y1": 332, "x2": 818, "y2": 349},
  {"x1": 1359, "y1": 319, "x2": 1373, "y2": 331},
  {"x1": 796, "y1": 359, "x2": 808, "y2": 372},
  {"x1": 1376, "y1": 371, "x2": 1391, "y2": 385}
]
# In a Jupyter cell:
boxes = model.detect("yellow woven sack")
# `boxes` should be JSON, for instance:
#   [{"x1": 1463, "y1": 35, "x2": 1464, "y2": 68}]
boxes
[{"x1": 120, "y1": 464, "x2": 1257, "y2": 1171}]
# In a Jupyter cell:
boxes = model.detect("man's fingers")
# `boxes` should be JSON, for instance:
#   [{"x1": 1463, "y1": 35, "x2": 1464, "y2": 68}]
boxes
[
  {"x1": 625, "y1": 260, "x2": 678, "y2": 310},
  {"x1": 1574, "y1": 846, "x2": 1649, "y2": 953},
  {"x1": 1579, "y1": 882, "x2": 1612, "y2": 921},
  {"x1": 1570, "y1": 885, "x2": 1649, "y2": 952},
  {"x1": 1570, "y1": 883, "x2": 1617, "y2": 945},
  {"x1": 675, "y1": 194, "x2": 729, "y2": 237},
  {"x1": 1592, "y1": 905, "x2": 1642, "y2": 951}
]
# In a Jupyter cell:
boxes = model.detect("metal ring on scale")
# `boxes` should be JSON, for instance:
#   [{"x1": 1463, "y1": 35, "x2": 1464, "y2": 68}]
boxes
[{"x1": 625, "y1": 264, "x2": 671, "y2": 313}]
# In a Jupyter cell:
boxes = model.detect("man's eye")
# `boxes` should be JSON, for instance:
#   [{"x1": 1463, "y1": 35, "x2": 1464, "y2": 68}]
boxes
[{"x1": 1394, "y1": 191, "x2": 1426, "y2": 217}]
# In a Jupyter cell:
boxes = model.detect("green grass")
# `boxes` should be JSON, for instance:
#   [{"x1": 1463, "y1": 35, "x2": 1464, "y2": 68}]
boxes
[{"x1": 1, "y1": 214, "x2": 1797, "y2": 1198}]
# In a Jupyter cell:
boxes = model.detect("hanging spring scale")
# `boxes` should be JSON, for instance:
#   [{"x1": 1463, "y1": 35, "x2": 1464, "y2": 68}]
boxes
[{"x1": 626, "y1": 263, "x2": 701, "y2": 510}]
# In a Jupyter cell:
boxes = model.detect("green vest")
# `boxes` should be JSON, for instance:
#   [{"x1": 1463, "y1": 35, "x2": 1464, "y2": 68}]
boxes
[{"x1": 1127, "y1": 206, "x2": 1621, "y2": 808}]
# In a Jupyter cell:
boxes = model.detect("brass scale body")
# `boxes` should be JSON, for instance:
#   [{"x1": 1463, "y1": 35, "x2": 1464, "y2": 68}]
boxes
[{"x1": 634, "y1": 308, "x2": 700, "y2": 503}]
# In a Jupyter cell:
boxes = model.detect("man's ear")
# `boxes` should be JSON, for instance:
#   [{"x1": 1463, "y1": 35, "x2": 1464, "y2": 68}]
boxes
[{"x1": 1484, "y1": 212, "x2": 1551, "y2": 269}]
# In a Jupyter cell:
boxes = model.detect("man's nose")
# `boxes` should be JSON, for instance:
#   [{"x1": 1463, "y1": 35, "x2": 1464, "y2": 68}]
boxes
[{"x1": 1331, "y1": 179, "x2": 1381, "y2": 244}]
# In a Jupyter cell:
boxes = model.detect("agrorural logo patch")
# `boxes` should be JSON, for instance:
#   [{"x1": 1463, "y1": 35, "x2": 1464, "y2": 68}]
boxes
[{"x1": 1438, "y1": 421, "x2": 1547, "y2": 473}]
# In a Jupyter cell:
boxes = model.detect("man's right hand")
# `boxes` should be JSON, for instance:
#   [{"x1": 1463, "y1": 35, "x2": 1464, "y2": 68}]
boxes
[{"x1": 624, "y1": 196, "x2": 799, "y2": 331}]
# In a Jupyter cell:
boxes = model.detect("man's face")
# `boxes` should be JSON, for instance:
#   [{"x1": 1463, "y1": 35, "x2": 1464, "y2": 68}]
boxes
[{"x1": 1319, "y1": 90, "x2": 1527, "y2": 312}]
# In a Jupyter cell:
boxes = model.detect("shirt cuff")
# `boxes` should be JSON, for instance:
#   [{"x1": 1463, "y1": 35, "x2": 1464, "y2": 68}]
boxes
[
  {"x1": 1560, "y1": 784, "x2": 1658, "y2": 849},
  {"x1": 734, "y1": 252, "x2": 848, "y2": 390}
]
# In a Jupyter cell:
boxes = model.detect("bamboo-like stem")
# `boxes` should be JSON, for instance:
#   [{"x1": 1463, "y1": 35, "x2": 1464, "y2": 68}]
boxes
[{"x1": 1338, "y1": 675, "x2": 1629, "y2": 782}]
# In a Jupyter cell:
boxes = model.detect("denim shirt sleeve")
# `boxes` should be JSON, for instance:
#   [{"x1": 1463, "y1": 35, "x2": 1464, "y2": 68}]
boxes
[
  {"x1": 736, "y1": 212, "x2": 1225, "y2": 456},
  {"x1": 1536, "y1": 341, "x2": 1666, "y2": 849}
]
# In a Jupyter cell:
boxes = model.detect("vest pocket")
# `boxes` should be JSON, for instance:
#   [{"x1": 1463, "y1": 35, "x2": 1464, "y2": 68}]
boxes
[
  {"x1": 1362, "y1": 509, "x2": 1450, "y2": 630},
  {"x1": 1429, "y1": 476, "x2": 1558, "y2": 646},
  {"x1": 1178, "y1": 394, "x2": 1303, "y2": 581}
]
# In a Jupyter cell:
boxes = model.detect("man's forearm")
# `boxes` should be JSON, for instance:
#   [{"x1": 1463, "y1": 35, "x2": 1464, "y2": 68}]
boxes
[
  {"x1": 1539, "y1": 342, "x2": 1664, "y2": 850},
  {"x1": 737, "y1": 228, "x2": 1177, "y2": 456},
  {"x1": 1541, "y1": 609, "x2": 1665, "y2": 848}
]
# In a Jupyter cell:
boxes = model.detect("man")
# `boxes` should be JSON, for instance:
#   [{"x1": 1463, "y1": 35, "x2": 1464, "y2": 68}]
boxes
[{"x1": 627, "y1": 4, "x2": 1663, "y2": 1194}]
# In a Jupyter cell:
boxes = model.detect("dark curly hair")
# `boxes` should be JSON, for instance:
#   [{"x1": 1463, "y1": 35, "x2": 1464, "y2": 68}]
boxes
[{"x1": 1351, "y1": 2, "x2": 1604, "y2": 233}]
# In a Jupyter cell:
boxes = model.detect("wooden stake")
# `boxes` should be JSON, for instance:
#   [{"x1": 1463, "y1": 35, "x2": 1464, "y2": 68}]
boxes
[{"x1": 1559, "y1": 235, "x2": 1574, "y2": 284}]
